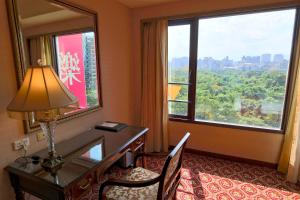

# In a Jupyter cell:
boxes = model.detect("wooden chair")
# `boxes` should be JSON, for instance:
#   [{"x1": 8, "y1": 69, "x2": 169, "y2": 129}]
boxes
[{"x1": 99, "y1": 132, "x2": 190, "y2": 200}]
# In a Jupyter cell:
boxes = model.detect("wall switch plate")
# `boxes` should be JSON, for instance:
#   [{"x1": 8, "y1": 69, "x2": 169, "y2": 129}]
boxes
[{"x1": 36, "y1": 132, "x2": 46, "y2": 141}]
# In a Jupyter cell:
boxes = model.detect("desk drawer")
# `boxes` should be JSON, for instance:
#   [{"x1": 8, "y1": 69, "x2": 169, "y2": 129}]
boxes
[
  {"x1": 72, "y1": 172, "x2": 95, "y2": 199},
  {"x1": 130, "y1": 135, "x2": 145, "y2": 152}
]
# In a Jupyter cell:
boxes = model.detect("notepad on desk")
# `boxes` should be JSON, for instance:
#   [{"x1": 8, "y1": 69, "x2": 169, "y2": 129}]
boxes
[{"x1": 95, "y1": 121, "x2": 128, "y2": 132}]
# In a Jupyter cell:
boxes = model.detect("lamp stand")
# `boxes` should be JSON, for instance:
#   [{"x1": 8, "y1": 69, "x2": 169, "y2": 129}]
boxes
[{"x1": 40, "y1": 121, "x2": 63, "y2": 175}]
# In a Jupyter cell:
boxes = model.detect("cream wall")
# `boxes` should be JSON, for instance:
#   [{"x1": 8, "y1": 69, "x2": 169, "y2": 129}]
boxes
[
  {"x1": 131, "y1": 0, "x2": 300, "y2": 164},
  {"x1": 0, "y1": 0, "x2": 133, "y2": 199}
]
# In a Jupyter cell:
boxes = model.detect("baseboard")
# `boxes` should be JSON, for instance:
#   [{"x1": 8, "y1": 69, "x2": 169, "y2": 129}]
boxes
[{"x1": 169, "y1": 145, "x2": 277, "y2": 169}]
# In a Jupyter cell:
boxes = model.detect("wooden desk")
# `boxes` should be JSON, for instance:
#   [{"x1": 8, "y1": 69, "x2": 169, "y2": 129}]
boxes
[{"x1": 6, "y1": 126, "x2": 148, "y2": 200}]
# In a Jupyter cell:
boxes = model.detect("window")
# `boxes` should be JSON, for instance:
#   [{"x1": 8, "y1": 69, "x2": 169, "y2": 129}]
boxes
[
  {"x1": 168, "y1": 24, "x2": 191, "y2": 116},
  {"x1": 168, "y1": 8, "x2": 298, "y2": 131}
]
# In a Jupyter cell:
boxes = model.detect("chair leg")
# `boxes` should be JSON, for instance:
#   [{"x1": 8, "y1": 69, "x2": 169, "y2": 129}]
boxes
[
  {"x1": 99, "y1": 184, "x2": 106, "y2": 200},
  {"x1": 142, "y1": 156, "x2": 145, "y2": 168}
]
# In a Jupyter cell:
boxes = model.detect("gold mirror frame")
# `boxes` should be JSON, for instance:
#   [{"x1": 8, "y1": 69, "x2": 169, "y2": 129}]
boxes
[{"x1": 6, "y1": 0, "x2": 103, "y2": 133}]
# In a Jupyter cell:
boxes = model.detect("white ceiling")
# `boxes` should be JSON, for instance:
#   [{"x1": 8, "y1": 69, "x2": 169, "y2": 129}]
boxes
[{"x1": 116, "y1": 0, "x2": 182, "y2": 8}]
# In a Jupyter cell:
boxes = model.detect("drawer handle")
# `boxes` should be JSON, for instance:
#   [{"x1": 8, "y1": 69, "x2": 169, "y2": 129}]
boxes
[{"x1": 79, "y1": 178, "x2": 92, "y2": 190}]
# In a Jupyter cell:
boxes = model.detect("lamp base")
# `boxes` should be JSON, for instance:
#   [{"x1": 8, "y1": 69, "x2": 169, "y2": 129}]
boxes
[
  {"x1": 41, "y1": 154, "x2": 63, "y2": 175},
  {"x1": 39, "y1": 121, "x2": 63, "y2": 175}
]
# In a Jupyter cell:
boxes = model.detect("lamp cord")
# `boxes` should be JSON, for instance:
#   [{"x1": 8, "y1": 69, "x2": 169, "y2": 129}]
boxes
[{"x1": 21, "y1": 143, "x2": 28, "y2": 158}]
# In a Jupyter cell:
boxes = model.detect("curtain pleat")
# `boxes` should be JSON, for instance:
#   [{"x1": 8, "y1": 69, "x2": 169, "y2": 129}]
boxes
[
  {"x1": 41, "y1": 36, "x2": 53, "y2": 66},
  {"x1": 29, "y1": 35, "x2": 53, "y2": 66}
]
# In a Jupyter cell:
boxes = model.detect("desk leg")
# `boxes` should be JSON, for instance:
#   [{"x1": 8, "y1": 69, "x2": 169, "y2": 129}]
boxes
[
  {"x1": 141, "y1": 144, "x2": 145, "y2": 168},
  {"x1": 9, "y1": 173, "x2": 24, "y2": 200}
]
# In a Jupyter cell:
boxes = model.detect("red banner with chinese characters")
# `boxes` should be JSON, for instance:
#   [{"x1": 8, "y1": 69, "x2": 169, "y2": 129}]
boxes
[{"x1": 57, "y1": 34, "x2": 87, "y2": 109}]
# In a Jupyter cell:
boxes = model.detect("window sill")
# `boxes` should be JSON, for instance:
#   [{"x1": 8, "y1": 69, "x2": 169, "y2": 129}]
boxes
[{"x1": 168, "y1": 117, "x2": 284, "y2": 134}]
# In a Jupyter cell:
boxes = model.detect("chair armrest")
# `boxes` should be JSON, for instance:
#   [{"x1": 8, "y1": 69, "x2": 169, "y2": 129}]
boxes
[
  {"x1": 134, "y1": 152, "x2": 168, "y2": 167},
  {"x1": 99, "y1": 176, "x2": 160, "y2": 199}
]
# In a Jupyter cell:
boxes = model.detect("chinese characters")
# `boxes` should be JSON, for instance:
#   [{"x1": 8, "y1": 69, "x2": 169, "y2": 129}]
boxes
[{"x1": 58, "y1": 52, "x2": 82, "y2": 86}]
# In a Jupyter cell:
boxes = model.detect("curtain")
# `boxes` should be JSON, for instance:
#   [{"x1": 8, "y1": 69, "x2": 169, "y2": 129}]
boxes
[
  {"x1": 29, "y1": 35, "x2": 53, "y2": 66},
  {"x1": 141, "y1": 19, "x2": 169, "y2": 153},
  {"x1": 278, "y1": 26, "x2": 300, "y2": 183}
]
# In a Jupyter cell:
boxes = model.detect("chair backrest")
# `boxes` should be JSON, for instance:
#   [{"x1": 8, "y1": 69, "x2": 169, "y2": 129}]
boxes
[{"x1": 157, "y1": 132, "x2": 190, "y2": 199}]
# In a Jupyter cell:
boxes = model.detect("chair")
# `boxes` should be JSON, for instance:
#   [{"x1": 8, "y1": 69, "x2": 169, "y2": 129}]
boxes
[{"x1": 99, "y1": 132, "x2": 190, "y2": 200}]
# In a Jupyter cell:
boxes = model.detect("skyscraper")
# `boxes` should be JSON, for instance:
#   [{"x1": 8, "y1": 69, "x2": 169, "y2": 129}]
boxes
[
  {"x1": 261, "y1": 54, "x2": 271, "y2": 65},
  {"x1": 83, "y1": 32, "x2": 97, "y2": 90},
  {"x1": 273, "y1": 54, "x2": 284, "y2": 63}
]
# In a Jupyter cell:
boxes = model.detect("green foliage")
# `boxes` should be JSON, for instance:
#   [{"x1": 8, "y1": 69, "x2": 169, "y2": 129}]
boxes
[
  {"x1": 86, "y1": 89, "x2": 98, "y2": 106},
  {"x1": 169, "y1": 68, "x2": 286, "y2": 129}
]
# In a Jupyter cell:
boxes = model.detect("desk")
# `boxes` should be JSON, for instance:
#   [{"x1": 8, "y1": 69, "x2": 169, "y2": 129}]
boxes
[{"x1": 6, "y1": 126, "x2": 148, "y2": 200}]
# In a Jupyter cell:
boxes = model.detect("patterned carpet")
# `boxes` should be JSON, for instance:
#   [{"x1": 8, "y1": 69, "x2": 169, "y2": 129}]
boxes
[
  {"x1": 79, "y1": 152, "x2": 300, "y2": 200},
  {"x1": 27, "y1": 152, "x2": 300, "y2": 200}
]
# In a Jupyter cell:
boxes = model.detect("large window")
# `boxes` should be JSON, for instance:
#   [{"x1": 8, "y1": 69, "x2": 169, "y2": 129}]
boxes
[{"x1": 168, "y1": 8, "x2": 298, "y2": 131}]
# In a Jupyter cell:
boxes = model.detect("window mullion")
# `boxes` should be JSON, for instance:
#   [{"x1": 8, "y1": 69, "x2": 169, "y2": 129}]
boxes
[{"x1": 187, "y1": 19, "x2": 198, "y2": 120}]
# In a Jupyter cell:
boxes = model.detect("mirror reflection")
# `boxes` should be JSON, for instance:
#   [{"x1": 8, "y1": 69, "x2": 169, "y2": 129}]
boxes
[{"x1": 14, "y1": 0, "x2": 101, "y2": 131}]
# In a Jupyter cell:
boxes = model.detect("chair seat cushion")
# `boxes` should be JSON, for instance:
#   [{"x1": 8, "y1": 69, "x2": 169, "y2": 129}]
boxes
[{"x1": 105, "y1": 167, "x2": 159, "y2": 200}]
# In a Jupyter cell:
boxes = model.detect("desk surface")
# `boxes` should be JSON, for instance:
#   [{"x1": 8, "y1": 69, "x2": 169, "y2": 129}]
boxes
[{"x1": 6, "y1": 126, "x2": 148, "y2": 189}]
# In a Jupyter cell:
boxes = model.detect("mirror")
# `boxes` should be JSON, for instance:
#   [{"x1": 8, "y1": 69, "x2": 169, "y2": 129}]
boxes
[{"x1": 7, "y1": 0, "x2": 102, "y2": 133}]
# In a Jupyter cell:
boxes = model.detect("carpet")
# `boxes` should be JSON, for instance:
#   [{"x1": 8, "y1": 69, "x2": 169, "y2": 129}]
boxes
[{"x1": 83, "y1": 152, "x2": 300, "y2": 199}]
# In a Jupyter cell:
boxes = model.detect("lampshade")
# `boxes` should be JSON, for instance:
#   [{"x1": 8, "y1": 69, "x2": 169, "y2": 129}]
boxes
[{"x1": 7, "y1": 65, "x2": 78, "y2": 113}]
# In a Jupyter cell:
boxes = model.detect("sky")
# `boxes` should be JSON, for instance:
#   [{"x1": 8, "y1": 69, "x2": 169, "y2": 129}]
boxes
[{"x1": 168, "y1": 9, "x2": 296, "y2": 62}]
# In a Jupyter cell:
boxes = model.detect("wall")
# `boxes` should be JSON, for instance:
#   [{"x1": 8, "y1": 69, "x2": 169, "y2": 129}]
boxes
[
  {"x1": 131, "y1": 0, "x2": 300, "y2": 164},
  {"x1": 0, "y1": 0, "x2": 133, "y2": 199}
]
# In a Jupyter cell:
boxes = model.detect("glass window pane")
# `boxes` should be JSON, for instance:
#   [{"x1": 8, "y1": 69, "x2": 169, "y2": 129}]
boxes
[
  {"x1": 195, "y1": 9, "x2": 296, "y2": 129},
  {"x1": 168, "y1": 101, "x2": 188, "y2": 116},
  {"x1": 168, "y1": 84, "x2": 188, "y2": 101},
  {"x1": 168, "y1": 25, "x2": 190, "y2": 83},
  {"x1": 56, "y1": 32, "x2": 99, "y2": 109}
]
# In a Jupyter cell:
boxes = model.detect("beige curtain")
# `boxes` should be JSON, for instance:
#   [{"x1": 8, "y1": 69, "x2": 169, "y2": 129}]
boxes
[
  {"x1": 278, "y1": 26, "x2": 300, "y2": 183},
  {"x1": 141, "y1": 19, "x2": 169, "y2": 153},
  {"x1": 29, "y1": 35, "x2": 53, "y2": 66}
]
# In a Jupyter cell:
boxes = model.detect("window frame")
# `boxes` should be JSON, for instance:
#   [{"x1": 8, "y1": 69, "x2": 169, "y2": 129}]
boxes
[
  {"x1": 168, "y1": 7, "x2": 300, "y2": 133},
  {"x1": 168, "y1": 19, "x2": 194, "y2": 119}
]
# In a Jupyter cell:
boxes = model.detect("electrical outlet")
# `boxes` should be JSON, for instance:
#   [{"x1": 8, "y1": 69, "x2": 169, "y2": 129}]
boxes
[
  {"x1": 36, "y1": 132, "x2": 46, "y2": 141},
  {"x1": 13, "y1": 137, "x2": 30, "y2": 151}
]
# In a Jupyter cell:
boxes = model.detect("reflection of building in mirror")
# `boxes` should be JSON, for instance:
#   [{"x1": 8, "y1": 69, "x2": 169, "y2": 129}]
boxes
[{"x1": 83, "y1": 33, "x2": 97, "y2": 91}]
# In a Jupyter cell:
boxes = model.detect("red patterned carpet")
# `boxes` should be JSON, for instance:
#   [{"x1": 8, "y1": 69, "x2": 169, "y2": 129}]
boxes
[
  {"x1": 26, "y1": 152, "x2": 300, "y2": 200},
  {"x1": 81, "y1": 152, "x2": 300, "y2": 200}
]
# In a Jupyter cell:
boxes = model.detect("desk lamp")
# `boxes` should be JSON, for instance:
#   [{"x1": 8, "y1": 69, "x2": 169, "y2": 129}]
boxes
[{"x1": 7, "y1": 64, "x2": 78, "y2": 174}]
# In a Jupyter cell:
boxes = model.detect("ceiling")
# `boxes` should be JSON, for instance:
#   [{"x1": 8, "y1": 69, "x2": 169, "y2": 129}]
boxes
[
  {"x1": 17, "y1": 0, "x2": 89, "y2": 28},
  {"x1": 17, "y1": 0, "x2": 63, "y2": 18},
  {"x1": 116, "y1": 0, "x2": 182, "y2": 8}
]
